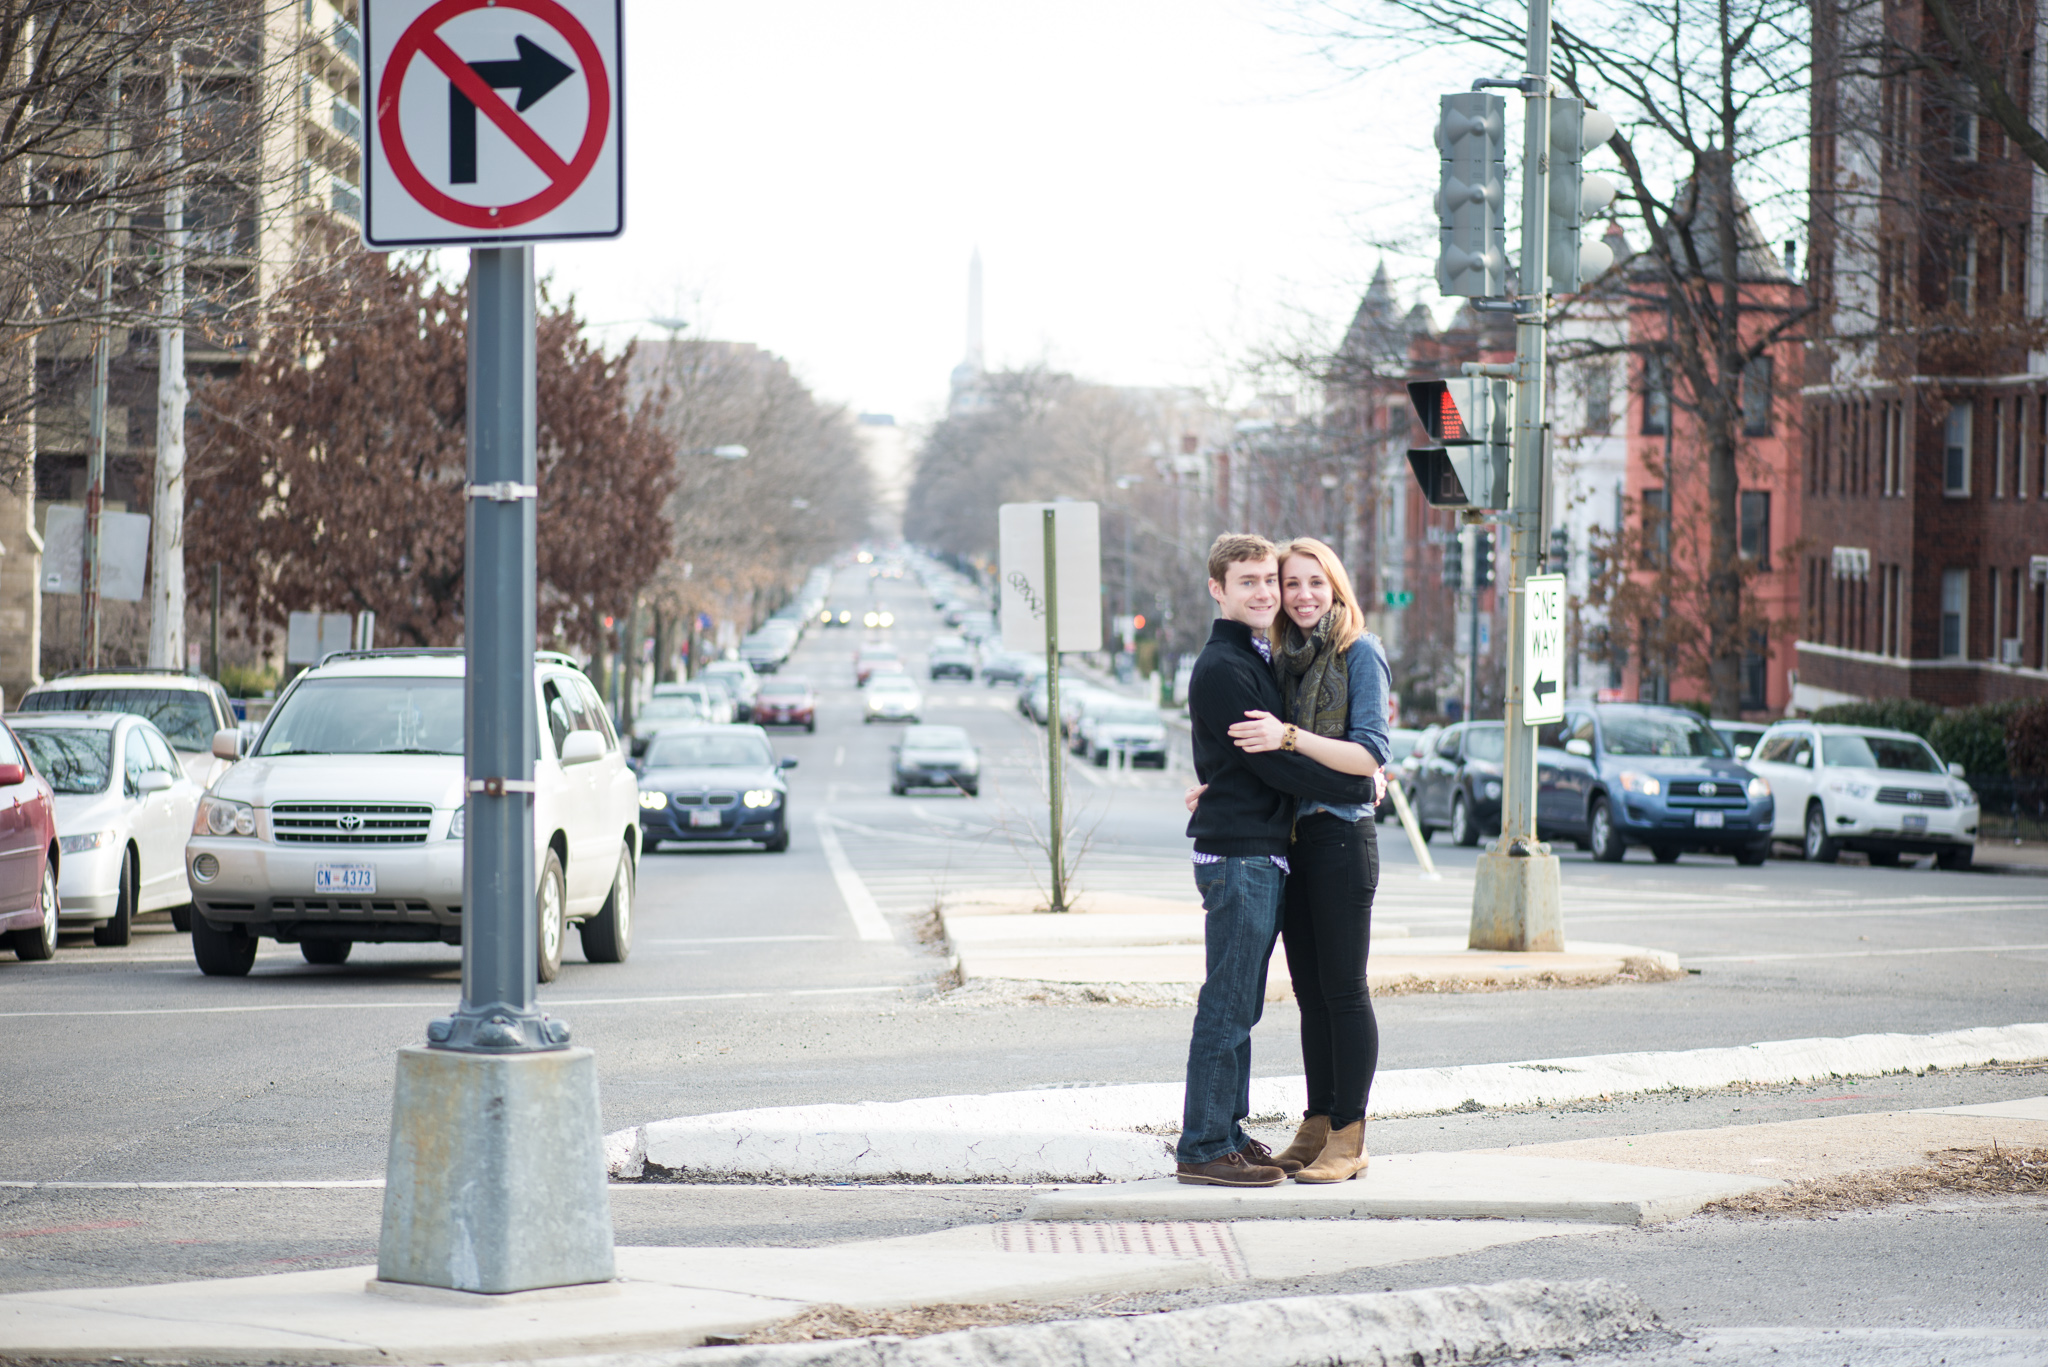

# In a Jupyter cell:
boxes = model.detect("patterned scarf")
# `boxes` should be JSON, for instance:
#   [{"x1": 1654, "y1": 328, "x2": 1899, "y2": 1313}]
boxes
[{"x1": 1274, "y1": 611, "x2": 1349, "y2": 739}]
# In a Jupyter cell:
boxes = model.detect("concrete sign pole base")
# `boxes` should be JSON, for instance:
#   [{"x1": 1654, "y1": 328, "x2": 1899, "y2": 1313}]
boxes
[
  {"x1": 377, "y1": 1046, "x2": 615, "y2": 1293},
  {"x1": 1468, "y1": 851, "x2": 1563, "y2": 952}
]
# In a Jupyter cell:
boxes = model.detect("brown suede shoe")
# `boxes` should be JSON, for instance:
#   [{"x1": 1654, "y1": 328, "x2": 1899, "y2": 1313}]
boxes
[
  {"x1": 1175, "y1": 1150, "x2": 1286, "y2": 1187},
  {"x1": 1270, "y1": 1115, "x2": 1330, "y2": 1175},
  {"x1": 1237, "y1": 1137, "x2": 1288, "y2": 1172},
  {"x1": 1294, "y1": 1119, "x2": 1368, "y2": 1183}
]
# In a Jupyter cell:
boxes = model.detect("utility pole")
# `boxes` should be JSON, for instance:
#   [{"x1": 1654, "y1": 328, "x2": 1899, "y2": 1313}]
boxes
[
  {"x1": 83, "y1": 59, "x2": 122, "y2": 670},
  {"x1": 149, "y1": 45, "x2": 188, "y2": 672},
  {"x1": 1041, "y1": 508, "x2": 1067, "y2": 913}
]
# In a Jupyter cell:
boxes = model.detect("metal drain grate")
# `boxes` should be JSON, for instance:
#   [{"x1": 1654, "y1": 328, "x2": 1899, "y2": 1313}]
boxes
[{"x1": 992, "y1": 1221, "x2": 1246, "y2": 1280}]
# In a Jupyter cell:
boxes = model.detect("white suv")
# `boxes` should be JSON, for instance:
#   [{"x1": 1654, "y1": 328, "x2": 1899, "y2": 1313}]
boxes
[
  {"x1": 185, "y1": 650, "x2": 639, "y2": 978},
  {"x1": 1749, "y1": 722, "x2": 1980, "y2": 868}
]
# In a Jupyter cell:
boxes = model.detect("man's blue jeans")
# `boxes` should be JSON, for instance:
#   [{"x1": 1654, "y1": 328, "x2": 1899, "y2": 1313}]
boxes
[{"x1": 1177, "y1": 856, "x2": 1284, "y2": 1165}]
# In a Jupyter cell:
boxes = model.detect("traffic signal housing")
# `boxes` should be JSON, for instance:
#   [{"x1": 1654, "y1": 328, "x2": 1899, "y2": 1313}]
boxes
[
  {"x1": 1406, "y1": 377, "x2": 1512, "y2": 509},
  {"x1": 1548, "y1": 99, "x2": 1618, "y2": 292},
  {"x1": 1435, "y1": 93, "x2": 1508, "y2": 298},
  {"x1": 1441, "y1": 539, "x2": 1464, "y2": 591},
  {"x1": 1473, "y1": 531, "x2": 1496, "y2": 590}
]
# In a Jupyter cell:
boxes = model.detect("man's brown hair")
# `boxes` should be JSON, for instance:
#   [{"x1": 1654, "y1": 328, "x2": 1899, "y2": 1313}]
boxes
[{"x1": 1206, "y1": 532, "x2": 1277, "y2": 587}]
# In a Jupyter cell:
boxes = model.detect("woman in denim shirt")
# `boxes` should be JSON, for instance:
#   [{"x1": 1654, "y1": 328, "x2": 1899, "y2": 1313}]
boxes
[{"x1": 1226, "y1": 536, "x2": 1391, "y2": 1183}]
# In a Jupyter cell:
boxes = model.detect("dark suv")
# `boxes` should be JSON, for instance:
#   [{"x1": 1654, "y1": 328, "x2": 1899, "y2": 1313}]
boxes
[
  {"x1": 1411, "y1": 721, "x2": 1504, "y2": 846},
  {"x1": 1537, "y1": 704, "x2": 1773, "y2": 864}
]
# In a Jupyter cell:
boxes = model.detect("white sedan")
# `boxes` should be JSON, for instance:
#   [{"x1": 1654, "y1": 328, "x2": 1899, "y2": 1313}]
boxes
[{"x1": 9, "y1": 711, "x2": 203, "y2": 943}]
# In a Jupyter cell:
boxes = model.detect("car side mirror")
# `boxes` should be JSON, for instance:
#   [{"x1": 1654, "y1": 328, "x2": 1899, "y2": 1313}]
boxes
[
  {"x1": 0, "y1": 763, "x2": 23, "y2": 786},
  {"x1": 1795, "y1": 752, "x2": 1811, "y2": 768},
  {"x1": 1948, "y1": 761, "x2": 1966, "y2": 779},
  {"x1": 560, "y1": 730, "x2": 606, "y2": 766},
  {"x1": 212, "y1": 728, "x2": 242, "y2": 760},
  {"x1": 1565, "y1": 738, "x2": 1593, "y2": 758},
  {"x1": 779, "y1": 756, "x2": 798, "y2": 770},
  {"x1": 1735, "y1": 744, "x2": 1753, "y2": 759},
  {"x1": 138, "y1": 771, "x2": 174, "y2": 794}
]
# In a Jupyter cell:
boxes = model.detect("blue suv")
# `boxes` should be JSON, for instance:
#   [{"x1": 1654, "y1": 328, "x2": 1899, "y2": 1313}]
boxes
[{"x1": 1537, "y1": 704, "x2": 1774, "y2": 865}]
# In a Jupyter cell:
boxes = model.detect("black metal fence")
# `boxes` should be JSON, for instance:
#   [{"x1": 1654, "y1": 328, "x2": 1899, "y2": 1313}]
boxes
[{"x1": 1965, "y1": 775, "x2": 2048, "y2": 843}]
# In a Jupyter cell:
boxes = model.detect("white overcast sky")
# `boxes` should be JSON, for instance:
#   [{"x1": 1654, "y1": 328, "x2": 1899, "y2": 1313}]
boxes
[{"x1": 530, "y1": 0, "x2": 1471, "y2": 426}]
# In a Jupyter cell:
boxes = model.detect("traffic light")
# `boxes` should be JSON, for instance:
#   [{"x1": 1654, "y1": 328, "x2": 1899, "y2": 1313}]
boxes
[
  {"x1": 1434, "y1": 93, "x2": 1508, "y2": 298},
  {"x1": 1441, "y1": 539, "x2": 1464, "y2": 591},
  {"x1": 1548, "y1": 99, "x2": 1618, "y2": 292},
  {"x1": 1548, "y1": 526, "x2": 1570, "y2": 574},
  {"x1": 1473, "y1": 531, "x2": 1496, "y2": 590},
  {"x1": 1406, "y1": 377, "x2": 1512, "y2": 509}
]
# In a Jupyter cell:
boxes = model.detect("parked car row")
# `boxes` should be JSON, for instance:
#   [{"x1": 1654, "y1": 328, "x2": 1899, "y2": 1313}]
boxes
[{"x1": 1388, "y1": 703, "x2": 1979, "y2": 868}]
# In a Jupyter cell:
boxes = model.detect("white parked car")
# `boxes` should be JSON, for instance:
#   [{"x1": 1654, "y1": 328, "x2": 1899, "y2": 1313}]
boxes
[
  {"x1": 185, "y1": 650, "x2": 639, "y2": 978},
  {"x1": 17, "y1": 670, "x2": 237, "y2": 789},
  {"x1": 864, "y1": 676, "x2": 923, "y2": 723},
  {"x1": 1075, "y1": 698, "x2": 1169, "y2": 768},
  {"x1": 1748, "y1": 722, "x2": 1979, "y2": 868},
  {"x1": 9, "y1": 711, "x2": 204, "y2": 944}
]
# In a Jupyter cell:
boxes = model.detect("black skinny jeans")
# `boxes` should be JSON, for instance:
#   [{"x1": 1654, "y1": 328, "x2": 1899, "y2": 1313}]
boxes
[{"x1": 1281, "y1": 810, "x2": 1381, "y2": 1130}]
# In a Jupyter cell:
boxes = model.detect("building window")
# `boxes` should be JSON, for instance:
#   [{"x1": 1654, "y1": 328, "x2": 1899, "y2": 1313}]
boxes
[
  {"x1": 1642, "y1": 355, "x2": 1670, "y2": 435},
  {"x1": 1941, "y1": 568, "x2": 1969, "y2": 658},
  {"x1": 1641, "y1": 489, "x2": 1669, "y2": 568},
  {"x1": 1950, "y1": 230, "x2": 1976, "y2": 312},
  {"x1": 1953, "y1": 106, "x2": 1979, "y2": 161},
  {"x1": 1740, "y1": 355, "x2": 1773, "y2": 435},
  {"x1": 1945, "y1": 402, "x2": 1973, "y2": 495},
  {"x1": 1585, "y1": 363, "x2": 1613, "y2": 431},
  {"x1": 1739, "y1": 490, "x2": 1772, "y2": 567},
  {"x1": 1741, "y1": 632, "x2": 1768, "y2": 711}
]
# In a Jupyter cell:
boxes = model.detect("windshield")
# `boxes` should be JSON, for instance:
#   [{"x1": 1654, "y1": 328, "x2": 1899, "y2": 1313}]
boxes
[
  {"x1": 1098, "y1": 702, "x2": 1159, "y2": 725},
  {"x1": 1464, "y1": 726, "x2": 1505, "y2": 762},
  {"x1": 256, "y1": 677, "x2": 464, "y2": 756},
  {"x1": 1823, "y1": 734, "x2": 1944, "y2": 772},
  {"x1": 21, "y1": 687, "x2": 214, "y2": 749},
  {"x1": 16, "y1": 728, "x2": 112, "y2": 794},
  {"x1": 760, "y1": 685, "x2": 810, "y2": 701},
  {"x1": 871, "y1": 676, "x2": 919, "y2": 693},
  {"x1": 644, "y1": 733, "x2": 773, "y2": 768},
  {"x1": 637, "y1": 697, "x2": 706, "y2": 721},
  {"x1": 1601, "y1": 708, "x2": 1730, "y2": 758},
  {"x1": 904, "y1": 727, "x2": 970, "y2": 750}
]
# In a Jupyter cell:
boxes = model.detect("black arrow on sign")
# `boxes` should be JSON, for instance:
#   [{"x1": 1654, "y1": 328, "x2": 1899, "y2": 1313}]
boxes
[
  {"x1": 1533, "y1": 675, "x2": 1558, "y2": 703},
  {"x1": 449, "y1": 35, "x2": 575, "y2": 185}
]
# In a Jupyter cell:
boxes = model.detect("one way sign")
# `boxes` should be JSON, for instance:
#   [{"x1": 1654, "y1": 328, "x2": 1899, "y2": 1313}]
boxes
[
  {"x1": 362, "y1": 0, "x2": 623, "y2": 248},
  {"x1": 1521, "y1": 573, "x2": 1567, "y2": 725}
]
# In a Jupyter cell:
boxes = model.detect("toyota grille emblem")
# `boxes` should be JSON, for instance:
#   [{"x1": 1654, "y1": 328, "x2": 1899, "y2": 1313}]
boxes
[
  {"x1": 1907, "y1": 791, "x2": 1921, "y2": 803},
  {"x1": 337, "y1": 813, "x2": 364, "y2": 831},
  {"x1": 1698, "y1": 782, "x2": 1717, "y2": 797}
]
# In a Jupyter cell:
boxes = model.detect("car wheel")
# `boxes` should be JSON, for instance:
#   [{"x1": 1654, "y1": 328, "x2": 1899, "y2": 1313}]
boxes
[
  {"x1": 169, "y1": 903, "x2": 192, "y2": 933},
  {"x1": 962, "y1": 784, "x2": 979, "y2": 797},
  {"x1": 536, "y1": 848, "x2": 567, "y2": 983},
  {"x1": 1451, "y1": 793, "x2": 1479, "y2": 847},
  {"x1": 1652, "y1": 844, "x2": 1681, "y2": 864},
  {"x1": 301, "y1": 939, "x2": 351, "y2": 965},
  {"x1": 1414, "y1": 824, "x2": 1434, "y2": 844},
  {"x1": 191, "y1": 915, "x2": 257, "y2": 977},
  {"x1": 579, "y1": 843, "x2": 635, "y2": 963},
  {"x1": 93, "y1": 847, "x2": 137, "y2": 947},
  {"x1": 1589, "y1": 798, "x2": 1626, "y2": 863},
  {"x1": 1093, "y1": 746, "x2": 1109, "y2": 768},
  {"x1": 10, "y1": 859, "x2": 59, "y2": 961},
  {"x1": 1936, "y1": 845, "x2": 1974, "y2": 871},
  {"x1": 806, "y1": 722, "x2": 816, "y2": 733},
  {"x1": 891, "y1": 782, "x2": 906, "y2": 796},
  {"x1": 1867, "y1": 849, "x2": 1901, "y2": 867},
  {"x1": 1802, "y1": 803, "x2": 1839, "y2": 864},
  {"x1": 764, "y1": 822, "x2": 790, "y2": 853},
  {"x1": 1735, "y1": 839, "x2": 1771, "y2": 867}
]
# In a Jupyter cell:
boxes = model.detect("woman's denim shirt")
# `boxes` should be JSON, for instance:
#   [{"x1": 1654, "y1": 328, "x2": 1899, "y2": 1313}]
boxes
[{"x1": 1297, "y1": 631, "x2": 1393, "y2": 824}]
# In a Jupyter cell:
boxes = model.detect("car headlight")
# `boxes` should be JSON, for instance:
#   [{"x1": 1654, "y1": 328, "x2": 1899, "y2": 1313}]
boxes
[
  {"x1": 1483, "y1": 780, "x2": 1502, "y2": 800},
  {"x1": 1746, "y1": 776, "x2": 1771, "y2": 800},
  {"x1": 1618, "y1": 771, "x2": 1661, "y2": 796},
  {"x1": 1826, "y1": 780, "x2": 1871, "y2": 800},
  {"x1": 863, "y1": 611, "x2": 881, "y2": 627},
  {"x1": 59, "y1": 830, "x2": 113, "y2": 854},
  {"x1": 879, "y1": 611, "x2": 895, "y2": 627},
  {"x1": 448, "y1": 807, "x2": 466, "y2": 840},
  {"x1": 639, "y1": 790, "x2": 668, "y2": 810},
  {"x1": 742, "y1": 789, "x2": 778, "y2": 808},
  {"x1": 195, "y1": 795, "x2": 257, "y2": 837}
]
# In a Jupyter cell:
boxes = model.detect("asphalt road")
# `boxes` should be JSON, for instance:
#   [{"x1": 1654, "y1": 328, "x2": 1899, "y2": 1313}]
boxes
[{"x1": 3, "y1": 561, "x2": 2046, "y2": 1355}]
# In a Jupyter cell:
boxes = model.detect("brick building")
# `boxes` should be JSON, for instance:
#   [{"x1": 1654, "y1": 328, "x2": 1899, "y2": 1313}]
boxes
[{"x1": 1800, "y1": 0, "x2": 2048, "y2": 707}]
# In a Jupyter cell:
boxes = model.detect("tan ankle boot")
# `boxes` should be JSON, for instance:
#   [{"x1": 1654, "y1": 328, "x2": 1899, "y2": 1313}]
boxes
[
  {"x1": 1294, "y1": 1120, "x2": 1367, "y2": 1183},
  {"x1": 1270, "y1": 1115, "x2": 1329, "y2": 1175}
]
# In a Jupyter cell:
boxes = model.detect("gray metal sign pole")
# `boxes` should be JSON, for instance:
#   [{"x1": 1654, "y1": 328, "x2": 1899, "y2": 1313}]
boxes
[
  {"x1": 1042, "y1": 508, "x2": 1068, "y2": 912},
  {"x1": 1469, "y1": 0, "x2": 1564, "y2": 951},
  {"x1": 377, "y1": 245, "x2": 613, "y2": 1294}
]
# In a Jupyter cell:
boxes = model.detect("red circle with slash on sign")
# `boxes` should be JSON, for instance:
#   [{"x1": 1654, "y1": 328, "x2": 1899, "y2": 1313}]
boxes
[{"x1": 378, "y1": 0, "x2": 610, "y2": 230}]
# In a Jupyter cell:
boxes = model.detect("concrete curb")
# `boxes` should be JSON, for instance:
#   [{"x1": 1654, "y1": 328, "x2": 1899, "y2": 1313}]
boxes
[
  {"x1": 607, "y1": 1023, "x2": 2048, "y2": 1182},
  {"x1": 575, "y1": 1278, "x2": 1657, "y2": 1367}
]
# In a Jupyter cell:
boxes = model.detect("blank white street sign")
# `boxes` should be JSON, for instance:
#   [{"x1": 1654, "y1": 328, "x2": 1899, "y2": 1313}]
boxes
[
  {"x1": 362, "y1": 0, "x2": 623, "y2": 248},
  {"x1": 1522, "y1": 573, "x2": 1567, "y2": 725},
  {"x1": 999, "y1": 503, "x2": 1103, "y2": 654}
]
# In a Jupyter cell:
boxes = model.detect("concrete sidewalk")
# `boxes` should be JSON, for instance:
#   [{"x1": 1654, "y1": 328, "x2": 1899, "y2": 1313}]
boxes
[{"x1": 937, "y1": 887, "x2": 1681, "y2": 997}]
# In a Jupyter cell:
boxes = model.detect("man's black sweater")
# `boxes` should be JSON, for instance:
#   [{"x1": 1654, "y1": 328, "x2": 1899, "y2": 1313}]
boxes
[{"x1": 1185, "y1": 617, "x2": 1377, "y2": 857}]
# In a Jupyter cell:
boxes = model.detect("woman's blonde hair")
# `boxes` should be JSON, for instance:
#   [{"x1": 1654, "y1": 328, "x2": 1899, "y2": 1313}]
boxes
[{"x1": 1276, "y1": 537, "x2": 1365, "y2": 653}]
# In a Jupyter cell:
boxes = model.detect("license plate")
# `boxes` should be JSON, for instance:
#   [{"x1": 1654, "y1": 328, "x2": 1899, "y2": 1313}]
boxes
[
  {"x1": 1903, "y1": 814, "x2": 1928, "y2": 833},
  {"x1": 314, "y1": 863, "x2": 375, "y2": 894},
  {"x1": 1693, "y1": 810, "x2": 1724, "y2": 828},
  {"x1": 690, "y1": 810, "x2": 722, "y2": 828}
]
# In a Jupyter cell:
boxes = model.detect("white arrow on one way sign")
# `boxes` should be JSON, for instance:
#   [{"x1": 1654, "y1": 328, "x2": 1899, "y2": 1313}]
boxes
[{"x1": 1522, "y1": 573, "x2": 1567, "y2": 725}]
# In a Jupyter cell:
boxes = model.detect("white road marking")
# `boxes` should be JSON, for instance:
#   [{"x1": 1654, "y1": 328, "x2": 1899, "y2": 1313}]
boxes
[
  {"x1": 1685, "y1": 943, "x2": 2048, "y2": 963},
  {"x1": 0, "y1": 984, "x2": 909, "y2": 1020},
  {"x1": 0, "y1": 1179, "x2": 1043, "y2": 1191},
  {"x1": 645, "y1": 935, "x2": 839, "y2": 944},
  {"x1": 814, "y1": 813, "x2": 895, "y2": 942},
  {"x1": 834, "y1": 745, "x2": 846, "y2": 767}
]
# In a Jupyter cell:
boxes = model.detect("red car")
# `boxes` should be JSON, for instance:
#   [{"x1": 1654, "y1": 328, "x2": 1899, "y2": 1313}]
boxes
[
  {"x1": 754, "y1": 679, "x2": 818, "y2": 732},
  {"x1": 0, "y1": 718, "x2": 60, "y2": 961}
]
